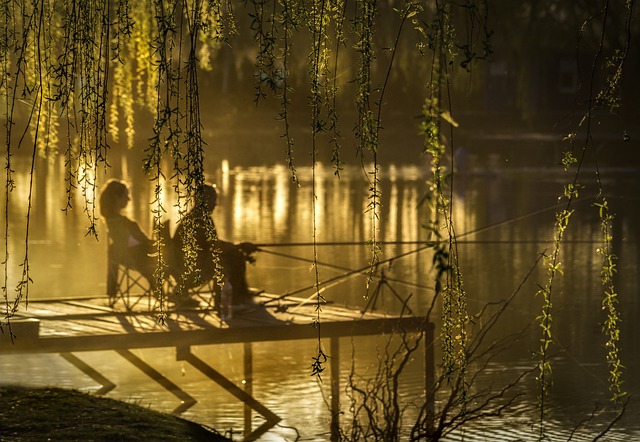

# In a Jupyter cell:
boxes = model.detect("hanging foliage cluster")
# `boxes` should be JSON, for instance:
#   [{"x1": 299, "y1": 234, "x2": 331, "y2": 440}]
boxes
[
  {"x1": 0, "y1": 0, "x2": 231, "y2": 322},
  {"x1": 1, "y1": 0, "x2": 636, "y2": 437},
  {"x1": 1, "y1": 0, "x2": 489, "y2": 369},
  {"x1": 534, "y1": 2, "x2": 635, "y2": 436}
]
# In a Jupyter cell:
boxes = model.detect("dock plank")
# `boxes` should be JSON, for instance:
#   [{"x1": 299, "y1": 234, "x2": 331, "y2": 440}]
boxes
[{"x1": 2, "y1": 294, "x2": 429, "y2": 356}]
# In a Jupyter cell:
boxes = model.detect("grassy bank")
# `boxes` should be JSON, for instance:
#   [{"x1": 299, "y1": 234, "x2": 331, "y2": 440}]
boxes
[{"x1": 0, "y1": 386, "x2": 230, "y2": 441}]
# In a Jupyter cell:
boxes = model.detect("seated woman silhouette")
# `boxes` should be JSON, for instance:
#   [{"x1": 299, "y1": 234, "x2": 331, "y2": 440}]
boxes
[
  {"x1": 168, "y1": 183, "x2": 257, "y2": 308},
  {"x1": 99, "y1": 179, "x2": 157, "y2": 294}
]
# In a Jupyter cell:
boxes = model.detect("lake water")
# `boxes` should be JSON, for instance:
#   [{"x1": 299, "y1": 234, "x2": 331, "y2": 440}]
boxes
[{"x1": 1, "y1": 148, "x2": 639, "y2": 441}]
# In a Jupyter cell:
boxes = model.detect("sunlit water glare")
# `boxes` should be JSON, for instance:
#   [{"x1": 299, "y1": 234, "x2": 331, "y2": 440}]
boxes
[{"x1": 1, "y1": 152, "x2": 639, "y2": 441}]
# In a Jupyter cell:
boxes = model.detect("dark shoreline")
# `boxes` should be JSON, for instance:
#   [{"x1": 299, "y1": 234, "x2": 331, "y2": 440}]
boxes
[{"x1": 0, "y1": 385, "x2": 230, "y2": 441}]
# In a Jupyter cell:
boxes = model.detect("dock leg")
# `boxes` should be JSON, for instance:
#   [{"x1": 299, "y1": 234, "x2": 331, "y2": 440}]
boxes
[
  {"x1": 330, "y1": 336, "x2": 340, "y2": 442},
  {"x1": 244, "y1": 342, "x2": 253, "y2": 435},
  {"x1": 116, "y1": 349, "x2": 197, "y2": 415},
  {"x1": 177, "y1": 346, "x2": 280, "y2": 441},
  {"x1": 60, "y1": 352, "x2": 116, "y2": 395}
]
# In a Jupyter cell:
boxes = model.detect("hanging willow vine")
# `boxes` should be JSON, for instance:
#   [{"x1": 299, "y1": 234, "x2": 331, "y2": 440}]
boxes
[
  {"x1": 536, "y1": 0, "x2": 632, "y2": 437},
  {"x1": 418, "y1": 0, "x2": 475, "y2": 410}
]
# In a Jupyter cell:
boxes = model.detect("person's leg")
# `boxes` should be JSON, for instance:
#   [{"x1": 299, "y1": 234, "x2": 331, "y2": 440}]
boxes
[
  {"x1": 131, "y1": 245, "x2": 158, "y2": 291},
  {"x1": 219, "y1": 242, "x2": 252, "y2": 305}
]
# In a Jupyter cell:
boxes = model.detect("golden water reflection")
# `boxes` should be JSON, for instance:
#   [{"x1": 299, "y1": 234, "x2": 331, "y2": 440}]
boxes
[{"x1": 2, "y1": 153, "x2": 639, "y2": 439}]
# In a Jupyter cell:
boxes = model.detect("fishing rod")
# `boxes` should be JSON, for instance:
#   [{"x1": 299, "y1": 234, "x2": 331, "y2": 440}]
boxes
[
  {"x1": 255, "y1": 196, "x2": 599, "y2": 249},
  {"x1": 258, "y1": 248, "x2": 436, "y2": 293},
  {"x1": 261, "y1": 244, "x2": 433, "y2": 305},
  {"x1": 254, "y1": 239, "x2": 599, "y2": 247},
  {"x1": 256, "y1": 197, "x2": 596, "y2": 304}
]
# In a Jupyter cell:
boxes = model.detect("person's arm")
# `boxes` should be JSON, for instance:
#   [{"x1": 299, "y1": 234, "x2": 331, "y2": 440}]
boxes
[
  {"x1": 237, "y1": 242, "x2": 259, "y2": 263},
  {"x1": 126, "y1": 218, "x2": 153, "y2": 247}
]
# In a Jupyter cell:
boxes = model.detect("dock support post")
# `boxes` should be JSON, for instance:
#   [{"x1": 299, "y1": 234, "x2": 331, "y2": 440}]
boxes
[
  {"x1": 330, "y1": 336, "x2": 340, "y2": 442},
  {"x1": 60, "y1": 352, "x2": 116, "y2": 395},
  {"x1": 116, "y1": 349, "x2": 197, "y2": 414},
  {"x1": 176, "y1": 346, "x2": 280, "y2": 441},
  {"x1": 244, "y1": 342, "x2": 253, "y2": 435}
]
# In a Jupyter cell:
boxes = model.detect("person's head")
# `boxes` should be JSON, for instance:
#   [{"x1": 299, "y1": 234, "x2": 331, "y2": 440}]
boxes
[
  {"x1": 195, "y1": 183, "x2": 218, "y2": 213},
  {"x1": 99, "y1": 179, "x2": 130, "y2": 219}
]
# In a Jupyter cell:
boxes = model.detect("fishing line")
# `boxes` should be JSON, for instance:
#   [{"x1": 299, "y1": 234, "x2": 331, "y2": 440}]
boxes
[
  {"x1": 256, "y1": 197, "x2": 596, "y2": 304},
  {"x1": 455, "y1": 196, "x2": 596, "y2": 240},
  {"x1": 254, "y1": 196, "x2": 598, "y2": 249}
]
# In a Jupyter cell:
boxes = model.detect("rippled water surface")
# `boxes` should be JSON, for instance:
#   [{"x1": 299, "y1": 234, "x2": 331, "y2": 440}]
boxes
[{"x1": 1, "y1": 152, "x2": 639, "y2": 441}]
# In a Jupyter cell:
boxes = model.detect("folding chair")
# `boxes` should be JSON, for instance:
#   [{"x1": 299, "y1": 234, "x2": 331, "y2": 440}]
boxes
[
  {"x1": 106, "y1": 245, "x2": 157, "y2": 311},
  {"x1": 165, "y1": 275, "x2": 221, "y2": 313},
  {"x1": 158, "y1": 220, "x2": 230, "y2": 315},
  {"x1": 189, "y1": 277, "x2": 223, "y2": 312}
]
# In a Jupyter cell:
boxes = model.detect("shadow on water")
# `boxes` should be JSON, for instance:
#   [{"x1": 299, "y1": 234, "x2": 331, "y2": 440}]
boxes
[{"x1": 1, "y1": 149, "x2": 639, "y2": 440}]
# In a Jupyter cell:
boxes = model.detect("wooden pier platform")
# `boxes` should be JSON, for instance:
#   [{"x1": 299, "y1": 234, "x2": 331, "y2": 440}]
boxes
[{"x1": 1, "y1": 293, "x2": 433, "y2": 441}]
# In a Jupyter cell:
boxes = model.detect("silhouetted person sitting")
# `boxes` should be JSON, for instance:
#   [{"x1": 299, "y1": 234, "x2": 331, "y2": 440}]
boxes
[
  {"x1": 168, "y1": 184, "x2": 257, "y2": 309},
  {"x1": 99, "y1": 179, "x2": 157, "y2": 297}
]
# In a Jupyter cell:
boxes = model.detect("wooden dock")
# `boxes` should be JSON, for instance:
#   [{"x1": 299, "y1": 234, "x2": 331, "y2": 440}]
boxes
[{"x1": 1, "y1": 292, "x2": 434, "y2": 441}]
